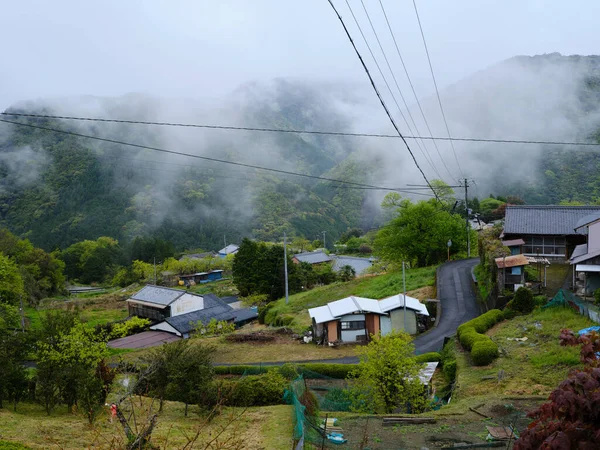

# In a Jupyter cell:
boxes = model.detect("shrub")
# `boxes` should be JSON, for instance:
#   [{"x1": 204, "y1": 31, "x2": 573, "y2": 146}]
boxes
[
  {"x1": 533, "y1": 295, "x2": 547, "y2": 307},
  {"x1": 108, "y1": 317, "x2": 150, "y2": 339},
  {"x1": 512, "y1": 287, "x2": 535, "y2": 313},
  {"x1": 413, "y1": 352, "x2": 441, "y2": 364},
  {"x1": 443, "y1": 359, "x2": 457, "y2": 381},
  {"x1": 456, "y1": 310, "x2": 502, "y2": 363},
  {"x1": 459, "y1": 328, "x2": 487, "y2": 351},
  {"x1": 300, "y1": 363, "x2": 354, "y2": 379},
  {"x1": 595, "y1": 288, "x2": 600, "y2": 306},
  {"x1": 222, "y1": 371, "x2": 287, "y2": 406},
  {"x1": 502, "y1": 307, "x2": 518, "y2": 320},
  {"x1": 258, "y1": 302, "x2": 274, "y2": 324},
  {"x1": 471, "y1": 338, "x2": 499, "y2": 366}
]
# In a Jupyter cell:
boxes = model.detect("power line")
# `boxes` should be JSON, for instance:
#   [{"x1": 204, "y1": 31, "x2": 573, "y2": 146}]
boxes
[
  {"x1": 377, "y1": 0, "x2": 454, "y2": 180},
  {"x1": 342, "y1": 0, "x2": 442, "y2": 180},
  {"x1": 4, "y1": 112, "x2": 599, "y2": 147},
  {"x1": 0, "y1": 117, "x2": 430, "y2": 196},
  {"x1": 359, "y1": 0, "x2": 454, "y2": 181},
  {"x1": 326, "y1": 0, "x2": 439, "y2": 201},
  {"x1": 412, "y1": 0, "x2": 464, "y2": 179}
]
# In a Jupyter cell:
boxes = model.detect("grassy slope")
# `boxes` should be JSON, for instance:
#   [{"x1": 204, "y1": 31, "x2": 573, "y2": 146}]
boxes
[
  {"x1": 447, "y1": 306, "x2": 594, "y2": 412},
  {"x1": 0, "y1": 401, "x2": 292, "y2": 450},
  {"x1": 267, "y1": 266, "x2": 437, "y2": 328}
]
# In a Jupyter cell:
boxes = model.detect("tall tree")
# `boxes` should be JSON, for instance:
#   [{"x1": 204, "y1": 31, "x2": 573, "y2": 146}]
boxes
[
  {"x1": 350, "y1": 332, "x2": 426, "y2": 414},
  {"x1": 374, "y1": 199, "x2": 466, "y2": 267}
]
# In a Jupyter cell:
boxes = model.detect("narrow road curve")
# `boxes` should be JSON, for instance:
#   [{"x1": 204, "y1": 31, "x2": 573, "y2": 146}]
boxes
[
  {"x1": 411, "y1": 257, "x2": 480, "y2": 354},
  {"x1": 221, "y1": 258, "x2": 481, "y2": 366}
]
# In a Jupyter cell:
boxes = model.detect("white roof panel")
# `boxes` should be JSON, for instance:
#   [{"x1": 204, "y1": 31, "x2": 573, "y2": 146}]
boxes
[
  {"x1": 380, "y1": 294, "x2": 429, "y2": 316},
  {"x1": 308, "y1": 305, "x2": 336, "y2": 324},
  {"x1": 575, "y1": 264, "x2": 600, "y2": 272}
]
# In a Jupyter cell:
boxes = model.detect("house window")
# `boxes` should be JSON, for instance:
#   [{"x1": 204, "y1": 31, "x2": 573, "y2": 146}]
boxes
[
  {"x1": 511, "y1": 266, "x2": 522, "y2": 275},
  {"x1": 341, "y1": 321, "x2": 365, "y2": 330},
  {"x1": 523, "y1": 236, "x2": 567, "y2": 256}
]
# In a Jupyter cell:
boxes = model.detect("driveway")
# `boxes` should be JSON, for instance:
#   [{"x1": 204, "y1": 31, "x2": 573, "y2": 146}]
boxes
[{"x1": 220, "y1": 258, "x2": 481, "y2": 366}]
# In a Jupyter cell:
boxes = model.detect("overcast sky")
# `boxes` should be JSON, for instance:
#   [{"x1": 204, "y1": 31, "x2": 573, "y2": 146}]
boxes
[{"x1": 1, "y1": 0, "x2": 599, "y2": 112}]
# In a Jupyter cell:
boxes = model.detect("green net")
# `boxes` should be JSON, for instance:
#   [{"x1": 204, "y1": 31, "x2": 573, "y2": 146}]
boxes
[{"x1": 543, "y1": 289, "x2": 588, "y2": 314}]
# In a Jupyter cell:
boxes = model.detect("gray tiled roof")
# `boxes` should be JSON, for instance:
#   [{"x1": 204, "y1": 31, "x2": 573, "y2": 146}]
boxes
[
  {"x1": 504, "y1": 205, "x2": 600, "y2": 236},
  {"x1": 130, "y1": 285, "x2": 185, "y2": 306},
  {"x1": 294, "y1": 250, "x2": 332, "y2": 264},
  {"x1": 332, "y1": 255, "x2": 374, "y2": 275}
]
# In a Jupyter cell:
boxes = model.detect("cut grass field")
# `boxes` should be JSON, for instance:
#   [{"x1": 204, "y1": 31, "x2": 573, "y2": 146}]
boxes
[
  {"x1": 0, "y1": 400, "x2": 292, "y2": 450},
  {"x1": 267, "y1": 265, "x2": 437, "y2": 328},
  {"x1": 118, "y1": 324, "x2": 360, "y2": 365},
  {"x1": 448, "y1": 306, "x2": 594, "y2": 411}
]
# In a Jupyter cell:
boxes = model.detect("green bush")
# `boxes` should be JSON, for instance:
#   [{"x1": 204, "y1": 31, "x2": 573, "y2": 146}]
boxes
[
  {"x1": 258, "y1": 303, "x2": 274, "y2": 324},
  {"x1": 459, "y1": 328, "x2": 487, "y2": 351},
  {"x1": 471, "y1": 338, "x2": 499, "y2": 366},
  {"x1": 533, "y1": 295, "x2": 547, "y2": 307},
  {"x1": 442, "y1": 360, "x2": 457, "y2": 382},
  {"x1": 502, "y1": 307, "x2": 518, "y2": 320},
  {"x1": 413, "y1": 352, "x2": 441, "y2": 364},
  {"x1": 440, "y1": 339, "x2": 457, "y2": 383},
  {"x1": 108, "y1": 317, "x2": 151, "y2": 339},
  {"x1": 512, "y1": 287, "x2": 535, "y2": 313},
  {"x1": 221, "y1": 371, "x2": 287, "y2": 406},
  {"x1": 300, "y1": 363, "x2": 354, "y2": 379},
  {"x1": 214, "y1": 365, "x2": 270, "y2": 376},
  {"x1": 595, "y1": 288, "x2": 600, "y2": 306}
]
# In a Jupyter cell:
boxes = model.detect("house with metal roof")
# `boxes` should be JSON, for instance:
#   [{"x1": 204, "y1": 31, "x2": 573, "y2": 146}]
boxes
[
  {"x1": 331, "y1": 255, "x2": 374, "y2": 275},
  {"x1": 126, "y1": 285, "x2": 206, "y2": 322},
  {"x1": 308, "y1": 294, "x2": 429, "y2": 345},
  {"x1": 569, "y1": 212, "x2": 600, "y2": 296},
  {"x1": 292, "y1": 250, "x2": 332, "y2": 265},
  {"x1": 178, "y1": 251, "x2": 218, "y2": 261},
  {"x1": 218, "y1": 244, "x2": 239, "y2": 257},
  {"x1": 502, "y1": 205, "x2": 600, "y2": 260}
]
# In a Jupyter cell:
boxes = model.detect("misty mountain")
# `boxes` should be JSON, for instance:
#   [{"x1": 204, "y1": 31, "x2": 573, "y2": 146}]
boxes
[
  {"x1": 0, "y1": 81, "x2": 377, "y2": 251},
  {"x1": 3, "y1": 54, "x2": 600, "y2": 251}
]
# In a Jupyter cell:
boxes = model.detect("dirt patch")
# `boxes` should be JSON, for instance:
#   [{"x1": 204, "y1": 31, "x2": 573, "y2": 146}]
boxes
[{"x1": 408, "y1": 286, "x2": 435, "y2": 301}]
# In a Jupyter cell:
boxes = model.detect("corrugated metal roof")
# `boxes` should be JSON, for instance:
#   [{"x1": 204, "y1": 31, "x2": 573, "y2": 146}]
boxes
[
  {"x1": 379, "y1": 294, "x2": 429, "y2": 316},
  {"x1": 308, "y1": 294, "x2": 429, "y2": 324},
  {"x1": 575, "y1": 212, "x2": 600, "y2": 230},
  {"x1": 130, "y1": 285, "x2": 186, "y2": 306},
  {"x1": 332, "y1": 256, "x2": 374, "y2": 274},
  {"x1": 570, "y1": 244, "x2": 588, "y2": 262},
  {"x1": 218, "y1": 244, "x2": 239, "y2": 254},
  {"x1": 165, "y1": 302, "x2": 235, "y2": 335},
  {"x1": 294, "y1": 250, "x2": 332, "y2": 264},
  {"x1": 495, "y1": 254, "x2": 529, "y2": 269},
  {"x1": 575, "y1": 264, "x2": 600, "y2": 272},
  {"x1": 571, "y1": 246, "x2": 600, "y2": 265},
  {"x1": 232, "y1": 308, "x2": 259, "y2": 323},
  {"x1": 504, "y1": 205, "x2": 600, "y2": 236}
]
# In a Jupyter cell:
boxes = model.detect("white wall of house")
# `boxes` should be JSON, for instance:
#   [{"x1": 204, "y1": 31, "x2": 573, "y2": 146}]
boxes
[
  {"x1": 150, "y1": 321, "x2": 182, "y2": 337},
  {"x1": 170, "y1": 293, "x2": 204, "y2": 317},
  {"x1": 589, "y1": 222, "x2": 600, "y2": 253},
  {"x1": 339, "y1": 314, "x2": 367, "y2": 342},
  {"x1": 390, "y1": 309, "x2": 417, "y2": 335}
]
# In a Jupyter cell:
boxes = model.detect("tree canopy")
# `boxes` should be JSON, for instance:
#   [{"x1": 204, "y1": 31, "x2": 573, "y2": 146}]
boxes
[{"x1": 374, "y1": 199, "x2": 466, "y2": 267}]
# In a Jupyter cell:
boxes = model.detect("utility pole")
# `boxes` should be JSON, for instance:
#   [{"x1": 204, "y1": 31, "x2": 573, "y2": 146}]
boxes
[
  {"x1": 402, "y1": 261, "x2": 407, "y2": 332},
  {"x1": 224, "y1": 234, "x2": 227, "y2": 248},
  {"x1": 284, "y1": 232, "x2": 289, "y2": 305},
  {"x1": 153, "y1": 257, "x2": 157, "y2": 285},
  {"x1": 463, "y1": 178, "x2": 471, "y2": 257},
  {"x1": 322, "y1": 231, "x2": 326, "y2": 250}
]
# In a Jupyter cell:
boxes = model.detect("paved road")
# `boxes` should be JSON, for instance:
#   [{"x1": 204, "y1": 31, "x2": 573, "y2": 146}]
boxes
[
  {"x1": 220, "y1": 258, "x2": 481, "y2": 366},
  {"x1": 411, "y1": 258, "x2": 480, "y2": 354}
]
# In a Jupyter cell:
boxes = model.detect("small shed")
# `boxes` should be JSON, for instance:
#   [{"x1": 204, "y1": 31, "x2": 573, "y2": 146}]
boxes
[
  {"x1": 495, "y1": 254, "x2": 529, "y2": 292},
  {"x1": 501, "y1": 238, "x2": 525, "y2": 256}
]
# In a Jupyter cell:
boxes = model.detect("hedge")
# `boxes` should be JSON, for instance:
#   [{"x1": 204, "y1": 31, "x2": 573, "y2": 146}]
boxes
[
  {"x1": 214, "y1": 354, "x2": 441, "y2": 380},
  {"x1": 471, "y1": 339, "x2": 499, "y2": 366},
  {"x1": 456, "y1": 309, "x2": 503, "y2": 366}
]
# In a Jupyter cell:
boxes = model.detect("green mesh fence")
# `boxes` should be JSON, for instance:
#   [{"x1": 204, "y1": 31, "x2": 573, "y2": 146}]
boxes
[{"x1": 543, "y1": 289, "x2": 588, "y2": 314}]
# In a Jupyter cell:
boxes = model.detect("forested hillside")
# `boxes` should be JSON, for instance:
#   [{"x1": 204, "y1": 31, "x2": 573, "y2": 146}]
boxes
[
  {"x1": 0, "y1": 82, "x2": 377, "y2": 251},
  {"x1": 3, "y1": 54, "x2": 600, "y2": 251}
]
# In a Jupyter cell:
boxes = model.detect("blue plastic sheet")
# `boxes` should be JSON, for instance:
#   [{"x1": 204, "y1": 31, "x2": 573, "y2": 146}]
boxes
[{"x1": 578, "y1": 326, "x2": 600, "y2": 336}]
